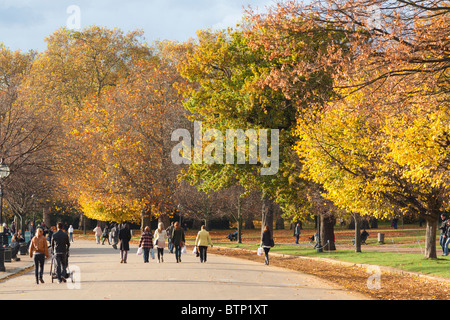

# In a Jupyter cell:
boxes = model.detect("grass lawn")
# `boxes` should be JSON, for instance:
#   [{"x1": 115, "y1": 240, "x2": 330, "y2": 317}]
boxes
[{"x1": 214, "y1": 241, "x2": 450, "y2": 278}]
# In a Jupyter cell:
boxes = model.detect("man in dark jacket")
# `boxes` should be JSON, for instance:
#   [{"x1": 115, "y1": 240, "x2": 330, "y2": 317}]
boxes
[
  {"x1": 439, "y1": 213, "x2": 448, "y2": 254},
  {"x1": 51, "y1": 222, "x2": 70, "y2": 283}
]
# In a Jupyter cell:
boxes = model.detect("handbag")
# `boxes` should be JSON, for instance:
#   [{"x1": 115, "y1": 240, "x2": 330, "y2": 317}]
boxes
[
  {"x1": 150, "y1": 248, "x2": 155, "y2": 259},
  {"x1": 136, "y1": 246, "x2": 143, "y2": 256},
  {"x1": 257, "y1": 246, "x2": 263, "y2": 256},
  {"x1": 182, "y1": 246, "x2": 187, "y2": 254},
  {"x1": 192, "y1": 246, "x2": 197, "y2": 255}
]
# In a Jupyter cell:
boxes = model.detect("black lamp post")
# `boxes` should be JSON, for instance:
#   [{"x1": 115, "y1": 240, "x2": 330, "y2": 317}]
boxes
[{"x1": 0, "y1": 158, "x2": 10, "y2": 272}]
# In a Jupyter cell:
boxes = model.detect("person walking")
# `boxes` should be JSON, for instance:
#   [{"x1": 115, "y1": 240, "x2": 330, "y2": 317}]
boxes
[
  {"x1": 172, "y1": 221, "x2": 185, "y2": 263},
  {"x1": 443, "y1": 219, "x2": 450, "y2": 256},
  {"x1": 194, "y1": 225, "x2": 213, "y2": 263},
  {"x1": 119, "y1": 224, "x2": 131, "y2": 263},
  {"x1": 439, "y1": 213, "x2": 448, "y2": 254},
  {"x1": 51, "y1": 222, "x2": 71, "y2": 283},
  {"x1": 29, "y1": 228, "x2": 49, "y2": 284},
  {"x1": 102, "y1": 225, "x2": 110, "y2": 245},
  {"x1": 93, "y1": 225, "x2": 102, "y2": 244},
  {"x1": 68, "y1": 225, "x2": 74, "y2": 243},
  {"x1": 139, "y1": 226, "x2": 153, "y2": 263},
  {"x1": 294, "y1": 223, "x2": 301, "y2": 244},
  {"x1": 261, "y1": 225, "x2": 274, "y2": 265},
  {"x1": 153, "y1": 222, "x2": 167, "y2": 263},
  {"x1": 110, "y1": 224, "x2": 119, "y2": 249},
  {"x1": 166, "y1": 222, "x2": 175, "y2": 253}
]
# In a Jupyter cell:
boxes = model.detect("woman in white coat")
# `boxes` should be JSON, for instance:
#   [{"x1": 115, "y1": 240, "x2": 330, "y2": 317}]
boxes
[{"x1": 153, "y1": 222, "x2": 167, "y2": 263}]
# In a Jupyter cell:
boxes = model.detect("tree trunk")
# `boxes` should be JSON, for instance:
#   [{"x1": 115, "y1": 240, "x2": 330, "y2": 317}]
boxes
[
  {"x1": 140, "y1": 208, "x2": 151, "y2": 232},
  {"x1": 158, "y1": 213, "x2": 170, "y2": 230},
  {"x1": 424, "y1": 216, "x2": 438, "y2": 259},
  {"x1": 43, "y1": 206, "x2": 50, "y2": 228},
  {"x1": 320, "y1": 213, "x2": 336, "y2": 251},
  {"x1": 237, "y1": 195, "x2": 242, "y2": 243},
  {"x1": 244, "y1": 216, "x2": 254, "y2": 229},
  {"x1": 261, "y1": 197, "x2": 274, "y2": 237},
  {"x1": 354, "y1": 212, "x2": 362, "y2": 253}
]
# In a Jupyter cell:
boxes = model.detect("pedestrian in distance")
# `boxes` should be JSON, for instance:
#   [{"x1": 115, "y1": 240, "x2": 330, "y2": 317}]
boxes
[
  {"x1": 110, "y1": 224, "x2": 119, "y2": 249},
  {"x1": 261, "y1": 225, "x2": 274, "y2": 265},
  {"x1": 139, "y1": 226, "x2": 153, "y2": 263},
  {"x1": 29, "y1": 228, "x2": 49, "y2": 284},
  {"x1": 439, "y1": 213, "x2": 448, "y2": 254},
  {"x1": 194, "y1": 225, "x2": 213, "y2": 263},
  {"x1": 443, "y1": 219, "x2": 450, "y2": 256},
  {"x1": 172, "y1": 221, "x2": 185, "y2": 263},
  {"x1": 93, "y1": 225, "x2": 102, "y2": 244},
  {"x1": 68, "y1": 225, "x2": 74, "y2": 243},
  {"x1": 119, "y1": 223, "x2": 131, "y2": 263},
  {"x1": 51, "y1": 222, "x2": 71, "y2": 283},
  {"x1": 166, "y1": 222, "x2": 175, "y2": 253},
  {"x1": 102, "y1": 225, "x2": 110, "y2": 245},
  {"x1": 294, "y1": 223, "x2": 301, "y2": 244},
  {"x1": 154, "y1": 222, "x2": 167, "y2": 263},
  {"x1": 9, "y1": 234, "x2": 21, "y2": 261},
  {"x1": 391, "y1": 216, "x2": 399, "y2": 229}
]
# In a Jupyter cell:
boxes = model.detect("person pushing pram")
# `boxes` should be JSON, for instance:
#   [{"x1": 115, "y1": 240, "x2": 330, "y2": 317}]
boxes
[{"x1": 51, "y1": 222, "x2": 71, "y2": 283}]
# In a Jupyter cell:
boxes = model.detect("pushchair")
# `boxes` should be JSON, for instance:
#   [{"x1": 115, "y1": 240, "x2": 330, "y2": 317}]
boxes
[{"x1": 50, "y1": 250, "x2": 74, "y2": 283}]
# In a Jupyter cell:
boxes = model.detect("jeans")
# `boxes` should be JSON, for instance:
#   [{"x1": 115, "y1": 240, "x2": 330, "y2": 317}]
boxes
[
  {"x1": 174, "y1": 245, "x2": 181, "y2": 262},
  {"x1": 33, "y1": 253, "x2": 45, "y2": 281},
  {"x1": 168, "y1": 239, "x2": 174, "y2": 253},
  {"x1": 198, "y1": 246, "x2": 208, "y2": 262},
  {"x1": 444, "y1": 237, "x2": 450, "y2": 256},
  {"x1": 96, "y1": 235, "x2": 100, "y2": 244},
  {"x1": 69, "y1": 233, "x2": 73, "y2": 242},
  {"x1": 55, "y1": 253, "x2": 68, "y2": 281},
  {"x1": 440, "y1": 235, "x2": 446, "y2": 253},
  {"x1": 143, "y1": 248, "x2": 150, "y2": 262}
]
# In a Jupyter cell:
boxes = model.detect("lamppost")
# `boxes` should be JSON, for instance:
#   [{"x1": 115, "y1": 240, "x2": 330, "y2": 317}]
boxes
[{"x1": 0, "y1": 158, "x2": 10, "y2": 272}]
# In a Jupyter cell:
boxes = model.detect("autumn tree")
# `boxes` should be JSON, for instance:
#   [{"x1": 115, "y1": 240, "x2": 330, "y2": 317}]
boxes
[
  {"x1": 287, "y1": 0, "x2": 450, "y2": 258},
  {"x1": 175, "y1": 19, "x2": 340, "y2": 242},
  {"x1": 19, "y1": 27, "x2": 189, "y2": 227},
  {"x1": 0, "y1": 45, "x2": 58, "y2": 232}
]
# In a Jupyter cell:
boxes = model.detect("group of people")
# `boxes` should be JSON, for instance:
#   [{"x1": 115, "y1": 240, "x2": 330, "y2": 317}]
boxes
[
  {"x1": 137, "y1": 221, "x2": 187, "y2": 264},
  {"x1": 28, "y1": 222, "x2": 71, "y2": 284},
  {"x1": 439, "y1": 213, "x2": 450, "y2": 256},
  {"x1": 136, "y1": 222, "x2": 214, "y2": 264}
]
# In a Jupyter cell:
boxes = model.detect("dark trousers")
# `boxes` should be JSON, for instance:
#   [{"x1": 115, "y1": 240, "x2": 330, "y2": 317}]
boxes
[
  {"x1": 143, "y1": 248, "x2": 150, "y2": 262},
  {"x1": 56, "y1": 253, "x2": 68, "y2": 280},
  {"x1": 33, "y1": 253, "x2": 45, "y2": 281},
  {"x1": 263, "y1": 247, "x2": 270, "y2": 265},
  {"x1": 157, "y1": 248, "x2": 164, "y2": 261},
  {"x1": 174, "y1": 245, "x2": 181, "y2": 262},
  {"x1": 199, "y1": 246, "x2": 208, "y2": 262}
]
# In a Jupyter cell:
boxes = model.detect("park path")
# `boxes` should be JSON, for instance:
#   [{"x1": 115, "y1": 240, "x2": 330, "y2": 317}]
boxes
[{"x1": 0, "y1": 240, "x2": 369, "y2": 300}]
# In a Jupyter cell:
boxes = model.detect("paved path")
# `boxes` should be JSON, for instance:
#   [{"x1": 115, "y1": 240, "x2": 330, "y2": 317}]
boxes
[{"x1": 0, "y1": 240, "x2": 368, "y2": 300}]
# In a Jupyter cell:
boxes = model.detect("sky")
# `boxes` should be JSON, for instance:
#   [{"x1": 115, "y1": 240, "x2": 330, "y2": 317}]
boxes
[{"x1": 0, "y1": 0, "x2": 275, "y2": 52}]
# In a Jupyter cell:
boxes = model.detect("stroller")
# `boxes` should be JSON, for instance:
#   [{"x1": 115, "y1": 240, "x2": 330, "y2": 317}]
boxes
[{"x1": 50, "y1": 250, "x2": 74, "y2": 283}]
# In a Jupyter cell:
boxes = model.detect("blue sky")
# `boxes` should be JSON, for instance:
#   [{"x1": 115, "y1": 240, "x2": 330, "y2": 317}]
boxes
[{"x1": 0, "y1": 0, "x2": 275, "y2": 52}]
